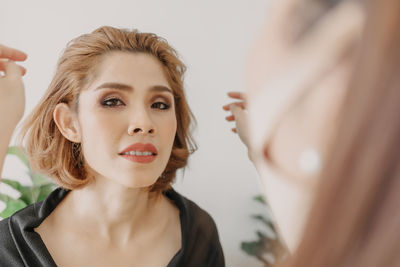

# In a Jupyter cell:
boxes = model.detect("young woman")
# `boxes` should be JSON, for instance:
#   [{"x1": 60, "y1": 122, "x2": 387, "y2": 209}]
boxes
[
  {"x1": 225, "y1": 0, "x2": 400, "y2": 266},
  {"x1": 0, "y1": 26, "x2": 224, "y2": 267}
]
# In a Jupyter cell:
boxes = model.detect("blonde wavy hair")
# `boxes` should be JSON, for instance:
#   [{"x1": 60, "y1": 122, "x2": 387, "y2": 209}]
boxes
[{"x1": 18, "y1": 26, "x2": 196, "y2": 192}]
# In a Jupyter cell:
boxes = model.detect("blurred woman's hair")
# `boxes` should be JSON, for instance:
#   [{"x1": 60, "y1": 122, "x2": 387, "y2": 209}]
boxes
[
  {"x1": 18, "y1": 26, "x2": 196, "y2": 192},
  {"x1": 281, "y1": 0, "x2": 400, "y2": 266}
]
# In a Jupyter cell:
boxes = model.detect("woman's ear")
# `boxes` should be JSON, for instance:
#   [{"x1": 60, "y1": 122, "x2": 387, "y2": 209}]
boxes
[{"x1": 53, "y1": 103, "x2": 81, "y2": 143}]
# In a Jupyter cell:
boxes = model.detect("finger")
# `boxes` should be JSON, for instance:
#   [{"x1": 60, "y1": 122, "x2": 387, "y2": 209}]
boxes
[
  {"x1": 0, "y1": 45, "x2": 27, "y2": 61},
  {"x1": 232, "y1": 128, "x2": 237, "y2": 133},
  {"x1": 230, "y1": 102, "x2": 246, "y2": 110},
  {"x1": 20, "y1": 66, "x2": 26, "y2": 76},
  {"x1": 3, "y1": 60, "x2": 23, "y2": 78},
  {"x1": 223, "y1": 102, "x2": 246, "y2": 111},
  {"x1": 230, "y1": 104, "x2": 246, "y2": 122},
  {"x1": 222, "y1": 104, "x2": 231, "y2": 111},
  {"x1": 0, "y1": 60, "x2": 26, "y2": 76},
  {"x1": 227, "y1": 91, "x2": 246, "y2": 100},
  {"x1": 19, "y1": 65, "x2": 26, "y2": 76},
  {"x1": 225, "y1": 115, "x2": 235, "y2": 122}
]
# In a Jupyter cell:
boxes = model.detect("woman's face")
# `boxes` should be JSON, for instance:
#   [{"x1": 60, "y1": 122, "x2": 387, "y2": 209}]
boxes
[
  {"x1": 75, "y1": 52, "x2": 177, "y2": 188},
  {"x1": 246, "y1": 0, "x2": 364, "y2": 251}
]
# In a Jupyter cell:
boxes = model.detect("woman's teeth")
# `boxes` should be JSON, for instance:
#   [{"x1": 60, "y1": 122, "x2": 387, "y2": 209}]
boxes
[{"x1": 122, "y1": 151, "x2": 154, "y2": 156}]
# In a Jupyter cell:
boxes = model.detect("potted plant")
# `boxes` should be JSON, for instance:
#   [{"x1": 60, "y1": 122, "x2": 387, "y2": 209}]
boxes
[
  {"x1": 241, "y1": 195, "x2": 287, "y2": 266},
  {"x1": 0, "y1": 146, "x2": 56, "y2": 219}
]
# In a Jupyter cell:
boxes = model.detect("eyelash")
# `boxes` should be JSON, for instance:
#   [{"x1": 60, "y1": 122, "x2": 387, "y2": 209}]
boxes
[
  {"x1": 151, "y1": 102, "x2": 170, "y2": 110},
  {"x1": 100, "y1": 97, "x2": 171, "y2": 110},
  {"x1": 101, "y1": 98, "x2": 124, "y2": 107}
]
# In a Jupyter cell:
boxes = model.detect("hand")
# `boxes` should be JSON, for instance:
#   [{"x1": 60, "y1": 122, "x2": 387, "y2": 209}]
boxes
[
  {"x1": 0, "y1": 44, "x2": 27, "y2": 128},
  {"x1": 0, "y1": 45, "x2": 27, "y2": 178},
  {"x1": 223, "y1": 92, "x2": 250, "y2": 148}
]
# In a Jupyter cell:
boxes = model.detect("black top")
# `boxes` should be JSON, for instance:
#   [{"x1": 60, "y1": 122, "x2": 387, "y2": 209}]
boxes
[{"x1": 0, "y1": 188, "x2": 225, "y2": 267}]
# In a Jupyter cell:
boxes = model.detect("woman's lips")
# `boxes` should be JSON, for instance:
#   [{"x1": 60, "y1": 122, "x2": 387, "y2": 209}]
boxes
[
  {"x1": 120, "y1": 154, "x2": 157, "y2": 163},
  {"x1": 119, "y1": 142, "x2": 158, "y2": 164}
]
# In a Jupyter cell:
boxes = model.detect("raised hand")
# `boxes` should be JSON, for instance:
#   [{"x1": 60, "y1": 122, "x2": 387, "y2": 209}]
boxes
[
  {"x1": 0, "y1": 44, "x2": 27, "y2": 177},
  {"x1": 223, "y1": 91, "x2": 250, "y2": 148},
  {"x1": 0, "y1": 44, "x2": 27, "y2": 128}
]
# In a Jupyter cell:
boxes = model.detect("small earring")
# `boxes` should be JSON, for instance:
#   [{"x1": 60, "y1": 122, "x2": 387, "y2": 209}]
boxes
[
  {"x1": 72, "y1": 142, "x2": 83, "y2": 166},
  {"x1": 72, "y1": 142, "x2": 81, "y2": 153}
]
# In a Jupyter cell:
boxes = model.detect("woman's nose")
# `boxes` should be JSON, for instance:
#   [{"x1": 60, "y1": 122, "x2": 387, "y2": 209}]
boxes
[
  {"x1": 127, "y1": 109, "x2": 156, "y2": 136},
  {"x1": 128, "y1": 127, "x2": 155, "y2": 135}
]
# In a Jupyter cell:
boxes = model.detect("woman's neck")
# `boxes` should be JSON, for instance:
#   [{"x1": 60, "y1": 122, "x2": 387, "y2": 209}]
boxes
[{"x1": 65, "y1": 175, "x2": 164, "y2": 246}]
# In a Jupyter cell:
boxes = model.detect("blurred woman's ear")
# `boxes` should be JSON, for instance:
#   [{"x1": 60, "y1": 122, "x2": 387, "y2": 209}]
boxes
[{"x1": 53, "y1": 103, "x2": 81, "y2": 143}]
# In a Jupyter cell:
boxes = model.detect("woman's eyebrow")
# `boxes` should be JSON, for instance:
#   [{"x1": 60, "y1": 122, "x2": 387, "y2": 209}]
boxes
[
  {"x1": 95, "y1": 82, "x2": 132, "y2": 91},
  {"x1": 95, "y1": 82, "x2": 173, "y2": 94},
  {"x1": 150, "y1": 85, "x2": 173, "y2": 95}
]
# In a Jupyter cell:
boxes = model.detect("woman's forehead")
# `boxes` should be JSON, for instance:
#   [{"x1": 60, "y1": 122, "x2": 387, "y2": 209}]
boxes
[{"x1": 88, "y1": 52, "x2": 171, "y2": 91}]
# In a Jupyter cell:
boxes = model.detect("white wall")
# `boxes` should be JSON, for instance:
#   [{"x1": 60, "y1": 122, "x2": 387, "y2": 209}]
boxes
[{"x1": 1, "y1": 0, "x2": 271, "y2": 266}]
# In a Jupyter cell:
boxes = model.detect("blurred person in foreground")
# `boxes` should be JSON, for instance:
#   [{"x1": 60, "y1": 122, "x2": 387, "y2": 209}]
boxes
[{"x1": 224, "y1": 0, "x2": 400, "y2": 266}]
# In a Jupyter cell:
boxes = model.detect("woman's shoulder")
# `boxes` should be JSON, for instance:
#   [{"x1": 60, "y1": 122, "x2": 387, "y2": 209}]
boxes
[
  {"x1": 0, "y1": 199, "x2": 39, "y2": 233},
  {"x1": 0, "y1": 220, "x2": 21, "y2": 265},
  {"x1": 165, "y1": 188, "x2": 225, "y2": 266},
  {"x1": 0, "y1": 194, "x2": 45, "y2": 247},
  {"x1": 0, "y1": 187, "x2": 67, "y2": 229},
  {"x1": 165, "y1": 188, "x2": 218, "y2": 232},
  {"x1": 0, "y1": 216, "x2": 13, "y2": 242},
  {"x1": 0, "y1": 188, "x2": 67, "y2": 266},
  {"x1": 0, "y1": 205, "x2": 38, "y2": 266}
]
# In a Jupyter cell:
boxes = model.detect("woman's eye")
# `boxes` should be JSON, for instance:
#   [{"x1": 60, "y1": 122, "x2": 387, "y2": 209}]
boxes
[
  {"x1": 101, "y1": 98, "x2": 124, "y2": 107},
  {"x1": 152, "y1": 102, "x2": 170, "y2": 110}
]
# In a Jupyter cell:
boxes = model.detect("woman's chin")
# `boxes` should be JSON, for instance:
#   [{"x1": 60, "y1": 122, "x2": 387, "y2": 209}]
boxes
[{"x1": 112, "y1": 176, "x2": 159, "y2": 189}]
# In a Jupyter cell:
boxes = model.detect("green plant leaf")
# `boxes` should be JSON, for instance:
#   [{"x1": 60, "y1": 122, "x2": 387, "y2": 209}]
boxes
[
  {"x1": 251, "y1": 214, "x2": 276, "y2": 230},
  {"x1": 241, "y1": 240, "x2": 264, "y2": 257},
  {"x1": 1, "y1": 179, "x2": 55, "y2": 205},
  {"x1": 1, "y1": 179, "x2": 25, "y2": 197},
  {"x1": 24, "y1": 187, "x2": 41, "y2": 204},
  {"x1": 241, "y1": 240, "x2": 271, "y2": 266},
  {"x1": 0, "y1": 146, "x2": 57, "y2": 219},
  {"x1": 2, "y1": 179, "x2": 37, "y2": 204},
  {"x1": 31, "y1": 172, "x2": 51, "y2": 186},
  {"x1": 0, "y1": 194, "x2": 9, "y2": 202},
  {"x1": 37, "y1": 184, "x2": 57, "y2": 202},
  {"x1": 253, "y1": 195, "x2": 266, "y2": 205},
  {"x1": 7, "y1": 146, "x2": 30, "y2": 170},
  {"x1": 241, "y1": 194, "x2": 287, "y2": 266},
  {"x1": 0, "y1": 194, "x2": 27, "y2": 218},
  {"x1": 256, "y1": 230, "x2": 269, "y2": 240}
]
